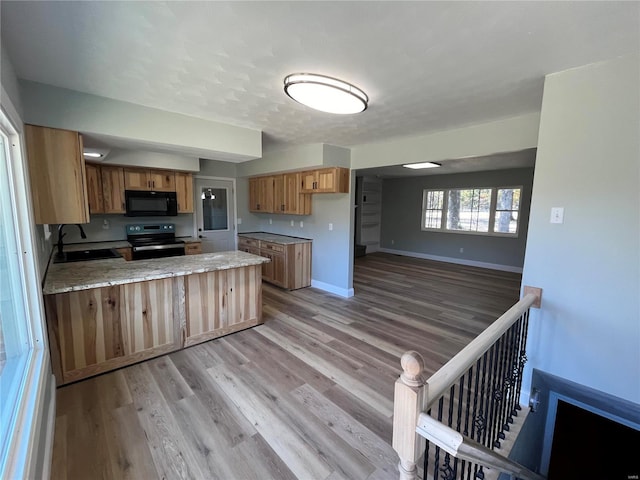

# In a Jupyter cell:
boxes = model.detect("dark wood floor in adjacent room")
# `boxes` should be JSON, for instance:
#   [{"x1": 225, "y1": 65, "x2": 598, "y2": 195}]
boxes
[{"x1": 51, "y1": 253, "x2": 521, "y2": 480}]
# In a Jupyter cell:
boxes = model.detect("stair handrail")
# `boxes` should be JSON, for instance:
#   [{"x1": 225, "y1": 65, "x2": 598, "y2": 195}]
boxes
[
  {"x1": 393, "y1": 290, "x2": 543, "y2": 480},
  {"x1": 416, "y1": 414, "x2": 545, "y2": 480}
]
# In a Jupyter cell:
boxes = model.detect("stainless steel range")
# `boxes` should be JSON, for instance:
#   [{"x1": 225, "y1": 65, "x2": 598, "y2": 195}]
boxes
[{"x1": 126, "y1": 223, "x2": 185, "y2": 260}]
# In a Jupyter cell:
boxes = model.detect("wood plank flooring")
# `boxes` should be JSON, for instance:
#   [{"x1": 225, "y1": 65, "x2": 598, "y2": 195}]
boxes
[{"x1": 50, "y1": 253, "x2": 521, "y2": 480}]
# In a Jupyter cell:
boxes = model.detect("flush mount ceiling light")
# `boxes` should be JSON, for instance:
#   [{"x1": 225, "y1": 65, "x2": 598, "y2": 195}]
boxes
[
  {"x1": 403, "y1": 162, "x2": 442, "y2": 169},
  {"x1": 283, "y1": 73, "x2": 368, "y2": 114},
  {"x1": 84, "y1": 152, "x2": 103, "y2": 158}
]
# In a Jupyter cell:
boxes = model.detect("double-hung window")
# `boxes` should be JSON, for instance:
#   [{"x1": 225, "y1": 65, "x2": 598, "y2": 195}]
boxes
[{"x1": 422, "y1": 186, "x2": 522, "y2": 236}]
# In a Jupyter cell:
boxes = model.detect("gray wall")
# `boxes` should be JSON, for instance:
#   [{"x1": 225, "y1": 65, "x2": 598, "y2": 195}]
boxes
[
  {"x1": 521, "y1": 54, "x2": 640, "y2": 405},
  {"x1": 55, "y1": 213, "x2": 195, "y2": 244},
  {"x1": 199, "y1": 158, "x2": 238, "y2": 178},
  {"x1": 380, "y1": 168, "x2": 534, "y2": 269}
]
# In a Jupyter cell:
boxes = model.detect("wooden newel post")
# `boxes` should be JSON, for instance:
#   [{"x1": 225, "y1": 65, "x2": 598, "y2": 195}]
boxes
[{"x1": 392, "y1": 350, "x2": 427, "y2": 480}]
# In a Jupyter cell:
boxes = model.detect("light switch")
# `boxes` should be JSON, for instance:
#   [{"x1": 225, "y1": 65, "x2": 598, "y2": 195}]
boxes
[
  {"x1": 328, "y1": 223, "x2": 333, "y2": 231},
  {"x1": 550, "y1": 207, "x2": 564, "y2": 224},
  {"x1": 237, "y1": 218, "x2": 242, "y2": 225},
  {"x1": 290, "y1": 220, "x2": 294, "y2": 227},
  {"x1": 299, "y1": 221, "x2": 304, "y2": 228},
  {"x1": 269, "y1": 218, "x2": 272, "y2": 225}
]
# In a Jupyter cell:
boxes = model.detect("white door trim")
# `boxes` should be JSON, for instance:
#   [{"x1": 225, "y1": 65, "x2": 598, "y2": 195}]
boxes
[{"x1": 193, "y1": 175, "x2": 237, "y2": 249}]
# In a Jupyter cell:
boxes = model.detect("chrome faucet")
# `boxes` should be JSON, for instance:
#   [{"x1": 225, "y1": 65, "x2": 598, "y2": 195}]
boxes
[{"x1": 56, "y1": 224, "x2": 87, "y2": 257}]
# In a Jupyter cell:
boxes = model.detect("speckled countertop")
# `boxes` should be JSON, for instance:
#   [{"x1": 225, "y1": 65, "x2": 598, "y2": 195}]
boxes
[
  {"x1": 44, "y1": 251, "x2": 269, "y2": 295},
  {"x1": 238, "y1": 232, "x2": 312, "y2": 244}
]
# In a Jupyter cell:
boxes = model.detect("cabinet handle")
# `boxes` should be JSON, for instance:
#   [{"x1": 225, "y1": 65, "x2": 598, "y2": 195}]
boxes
[
  {"x1": 122, "y1": 202, "x2": 125, "y2": 210},
  {"x1": 152, "y1": 180, "x2": 156, "y2": 188},
  {"x1": 281, "y1": 204, "x2": 285, "y2": 211},
  {"x1": 257, "y1": 204, "x2": 260, "y2": 210}
]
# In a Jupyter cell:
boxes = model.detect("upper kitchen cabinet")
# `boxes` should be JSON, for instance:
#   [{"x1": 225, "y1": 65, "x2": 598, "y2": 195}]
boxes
[
  {"x1": 124, "y1": 168, "x2": 175, "y2": 192},
  {"x1": 25, "y1": 125, "x2": 90, "y2": 224},
  {"x1": 175, "y1": 172, "x2": 194, "y2": 213},
  {"x1": 300, "y1": 167, "x2": 350, "y2": 193},
  {"x1": 101, "y1": 166, "x2": 126, "y2": 214},
  {"x1": 85, "y1": 163, "x2": 104, "y2": 214},
  {"x1": 274, "y1": 172, "x2": 312, "y2": 215},
  {"x1": 248, "y1": 176, "x2": 275, "y2": 213}
]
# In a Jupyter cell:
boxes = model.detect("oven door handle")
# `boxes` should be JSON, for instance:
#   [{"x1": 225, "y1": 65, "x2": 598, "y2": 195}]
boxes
[{"x1": 133, "y1": 243, "x2": 185, "y2": 252}]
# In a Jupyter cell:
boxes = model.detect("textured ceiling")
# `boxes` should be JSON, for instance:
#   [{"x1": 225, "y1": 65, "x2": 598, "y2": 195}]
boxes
[{"x1": 2, "y1": 1, "x2": 639, "y2": 153}]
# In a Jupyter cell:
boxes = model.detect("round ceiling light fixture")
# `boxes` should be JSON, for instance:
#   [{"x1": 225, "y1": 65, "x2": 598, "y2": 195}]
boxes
[{"x1": 283, "y1": 73, "x2": 368, "y2": 114}]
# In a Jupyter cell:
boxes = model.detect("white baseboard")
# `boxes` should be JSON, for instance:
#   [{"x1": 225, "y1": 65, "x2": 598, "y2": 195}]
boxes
[
  {"x1": 311, "y1": 279, "x2": 354, "y2": 298},
  {"x1": 378, "y1": 248, "x2": 524, "y2": 273}
]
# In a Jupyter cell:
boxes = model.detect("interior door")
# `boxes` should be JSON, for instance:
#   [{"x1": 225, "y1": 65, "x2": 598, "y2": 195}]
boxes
[{"x1": 195, "y1": 178, "x2": 235, "y2": 253}]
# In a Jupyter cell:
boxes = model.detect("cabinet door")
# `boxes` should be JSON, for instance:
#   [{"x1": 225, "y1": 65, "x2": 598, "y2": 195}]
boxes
[
  {"x1": 121, "y1": 278, "x2": 176, "y2": 355},
  {"x1": 25, "y1": 125, "x2": 90, "y2": 224},
  {"x1": 273, "y1": 174, "x2": 285, "y2": 213},
  {"x1": 175, "y1": 172, "x2": 194, "y2": 213},
  {"x1": 101, "y1": 166, "x2": 126, "y2": 213},
  {"x1": 149, "y1": 170, "x2": 176, "y2": 192},
  {"x1": 258, "y1": 176, "x2": 275, "y2": 213},
  {"x1": 185, "y1": 242, "x2": 202, "y2": 255},
  {"x1": 271, "y1": 252, "x2": 286, "y2": 287},
  {"x1": 316, "y1": 168, "x2": 337, "y2": 192},
  {"x1": 283, "y1": 172, "x2": 311, "y2": 215},
  {"x1": 85, "y1": 163, "x2": 105, "y2": 214},
  {"x1": 260, "y1": 251, "x2": 274, "y2": 281},
  {"x1": 300, "y1": 171, "x2": 318, "y2": 192},
  {"x1": 124, "y1": 168, "x2": 150, "y2": 190},
  {"x1": 249, "y1": 178, "x2": 260, "y2": 212}
]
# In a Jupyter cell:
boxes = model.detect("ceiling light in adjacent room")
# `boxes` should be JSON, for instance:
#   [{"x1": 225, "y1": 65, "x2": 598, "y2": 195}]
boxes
[
  {"x1": 283, "y1": 73, "x2": 368, "y2": 114},
  {"x1": 84, "y1": 152, "x2": 103, "y2": 158},
  {"x1": 403, "y1": 162, "x2": 442, "y2": 169}
]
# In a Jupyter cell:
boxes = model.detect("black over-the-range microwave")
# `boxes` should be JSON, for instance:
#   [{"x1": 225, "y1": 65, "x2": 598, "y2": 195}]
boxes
[{"x1": 125, "y1": 190, "x2": 178, "y2": 217}]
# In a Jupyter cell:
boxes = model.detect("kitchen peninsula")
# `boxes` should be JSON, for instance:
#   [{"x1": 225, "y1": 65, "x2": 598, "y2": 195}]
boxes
[{"x1": 43, "y1": 251, "x2": 268, "y2": 385}]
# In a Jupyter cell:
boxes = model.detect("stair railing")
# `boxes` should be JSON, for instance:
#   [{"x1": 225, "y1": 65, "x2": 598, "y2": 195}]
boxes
[{"x1": 392, "y1": 290, "x2": 543, "y2": 480}]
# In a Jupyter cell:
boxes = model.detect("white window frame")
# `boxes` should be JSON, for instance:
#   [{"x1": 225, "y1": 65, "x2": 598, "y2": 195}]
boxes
[
  {"x1": 421, "y1": 185, "x2": 523, "y2": 237},
  {"x1": 0, "y1": 93, "x2": 51, "y2": 479}
]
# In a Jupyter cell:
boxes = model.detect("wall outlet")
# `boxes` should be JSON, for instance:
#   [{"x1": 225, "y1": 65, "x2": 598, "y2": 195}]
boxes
[
  {"x1": 550, "y1": 207, "x2": 564, "y2": 224},
  {"x1": 269, "y1": 218, "x2": 272, "y2": 225},
  {"x1": 299, "y1": 221, "x2": 304, "y2": 228},
  {"x1": 329, "y1": 223, "x2": 333, "y2": 231},
  {"x1": 290, "y1": 220, "x2": 294, "y2": 227},
  {"x1": 459, "y1": 247, "x2": 464, "y2": 253},
  {"x1": 391, "y1": 240, "x2": 394, "y2": 245},
  {"x1": 102, "y1": 219, "x2": 110, "y2": 230},
  {"x1": 237, "y1": 218, "x2": 242, "y2": 225}
]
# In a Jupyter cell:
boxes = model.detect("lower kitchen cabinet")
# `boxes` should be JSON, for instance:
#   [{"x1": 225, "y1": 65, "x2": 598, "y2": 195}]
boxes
[
  {"x1": 185, "y1": 241, "x2": 202, "y2": 255},
  {"x1": 183, "y1": 265, "x2": 262, "y2": 346},
  {"x1": 44, "y1": 264, "x2": 263, "y2": 385},
  {"x1": 238, "y1": 235, "x2": 311, "y2": 290},
  {"x1": 45, "y1": 278, "x2": 177, "y2": 384}
]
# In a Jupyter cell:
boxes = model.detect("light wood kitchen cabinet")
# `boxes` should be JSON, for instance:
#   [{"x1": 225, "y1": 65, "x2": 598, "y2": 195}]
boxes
[
  {"x1": 85, "y1": 163, "x2": 104, "y2": 214},
  {"x1": 183, "y1": 265, "x2": 262, "y2": 347},
  {"x1": 185, "y1": 242, "x2": 202, "y2": 255},
  {"x1": 116, "y1": 247, "x2": 132, "y2": 261},
  {"x1": 175, "y1": 172, "x2": 194, "y2": 213},
  {"x1": 273, "y1": 172, "x2": 312, "y2": 215},
  {"x1": 45, "y1": 278, "x2": 178, "y2": 384},
  {"x1": 101, "y1": 166, "x2": 126, "y2": 213},
  {"x1": 260, "y1": 242, "x2": 286, "y2": 287},
  {"x1": 238, "y1": 237, "x2": 260, "y2": 255},
  {"x1": 258, "y1": 176, "x2": 275, "y2": 212},
  {"x1": 249, "y1": 172, "x2": 311, "y2": 215},
  {"x1": 239, "y1": 235, "x2": 311, "y2": 290},
  {"x1": 249, "y1": 178, "x2": 260, "y2": 212},
  {"x1": 300, "y1": 167, "x2": 350, "y2": 193},
  {"x1": 24, "y1": 124, "x2": 90, "y2": 224},
  {"x1": 124, "y1": 168, "x2": 175, "y2": 191}
]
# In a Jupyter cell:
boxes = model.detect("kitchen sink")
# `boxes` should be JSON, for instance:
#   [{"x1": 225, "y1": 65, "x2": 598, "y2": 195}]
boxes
[{"x1": 53, "y1": 248, "x2": 122, "y2": 263}]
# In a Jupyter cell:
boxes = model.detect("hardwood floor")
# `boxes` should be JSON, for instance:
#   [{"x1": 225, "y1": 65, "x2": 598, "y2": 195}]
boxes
[{"x1": 50, "y1": 253, "x2": 521, "y2": 480}]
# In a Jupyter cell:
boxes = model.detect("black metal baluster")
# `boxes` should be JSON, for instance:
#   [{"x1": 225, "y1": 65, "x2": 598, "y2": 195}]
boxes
[
  {"x1": 514, "y1": 310, "x2": 530, "y2": 412},
  {"x1": 434, "y1": 397, "x2": 445, "y2": 480},
  {"x1": 473, "y1": 353, "x2": 488, "y2": 479},
  {"x1": 492, "y1": 333, "x2": 508, "y2": 448},
  {"x1": 486, "y1": 339, "x2": 501, "y2": 450},
  {"x1": 510, "y1": 312, "x2": 524, "y2": 419},
  {"x1": 502, "y1": 323, "x2": 517, "y2": 433},
  {"x1": 482, "y1": 343, "x2": 497, "y2": 448}
]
